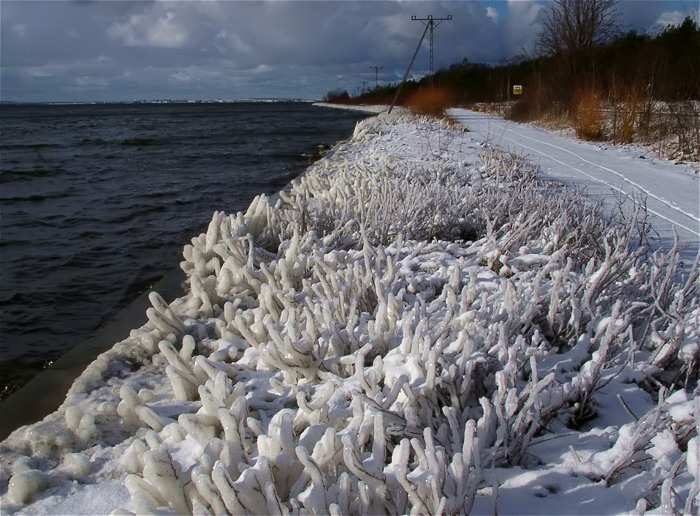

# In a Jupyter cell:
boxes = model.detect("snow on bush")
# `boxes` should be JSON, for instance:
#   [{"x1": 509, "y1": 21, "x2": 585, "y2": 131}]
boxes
[{"x1": 0, "y1": 111, "x2": 697, "y2": 515}]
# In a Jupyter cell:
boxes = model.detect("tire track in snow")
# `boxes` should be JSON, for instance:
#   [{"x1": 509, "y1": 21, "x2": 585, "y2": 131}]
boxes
[
  {"x1": 496, "y1": 129, "x2": 699, "y2": 237},
  {"x1": 502, "y1": 125, "x2": 699, "y2": 227},
  {"x1": 450, "y1": 110, "x2": 699, "y2": 239}
]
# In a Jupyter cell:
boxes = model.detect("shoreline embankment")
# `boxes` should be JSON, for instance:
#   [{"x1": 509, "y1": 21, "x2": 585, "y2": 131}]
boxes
[
  {"x1": 0, "y1": 109, "x2": 697, "y2": 515},
  {"x1": 0, "y1": 103, "x2": 368, "y2": 440},
  {"x1": 0, "y1": 269, "x2": 184, "y2": 441}
]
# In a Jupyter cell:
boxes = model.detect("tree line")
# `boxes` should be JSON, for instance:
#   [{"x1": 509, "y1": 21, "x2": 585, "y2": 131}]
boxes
[{"x1": 329, "y1": 1, "x2": 699, "y2": 112}]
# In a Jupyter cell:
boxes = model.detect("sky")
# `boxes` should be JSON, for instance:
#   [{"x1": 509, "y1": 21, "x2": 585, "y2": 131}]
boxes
[{"x1": 1, "y1": 0, "x2": 698, "y2": 103}]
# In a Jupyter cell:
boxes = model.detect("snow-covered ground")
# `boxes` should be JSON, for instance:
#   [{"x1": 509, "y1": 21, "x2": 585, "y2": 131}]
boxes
[
  {"x1": 0, "y1": 110, "x2": 698, "y2": 515},
  {"x1": 449, "y1": 108, "x2": 700, "y2": 268},
  {"x1": 313, "y1": 103, "x2": 386, "y2": 114}
]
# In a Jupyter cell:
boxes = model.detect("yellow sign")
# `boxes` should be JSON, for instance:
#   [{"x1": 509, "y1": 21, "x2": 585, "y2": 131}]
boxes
[{"x1": 513, "y1": 85, "x2": 523, "y2": 95}]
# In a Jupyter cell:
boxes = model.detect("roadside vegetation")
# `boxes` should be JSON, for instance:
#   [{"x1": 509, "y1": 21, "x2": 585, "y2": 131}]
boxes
[{"x1": 326, "y1": 1, "x2": 700, "y2": 162}]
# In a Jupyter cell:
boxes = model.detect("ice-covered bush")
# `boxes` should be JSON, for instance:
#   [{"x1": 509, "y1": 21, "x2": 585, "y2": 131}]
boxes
[{"x1": 0, "y1": 111, "x2": 697, "y2": 515}]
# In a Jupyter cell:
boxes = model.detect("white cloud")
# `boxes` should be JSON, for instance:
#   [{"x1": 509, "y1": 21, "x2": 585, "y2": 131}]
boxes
[
  {"x1": 218, "y1": 31, "x2": 255, "y2": 59},
  {"x1": 504, "y1": 0, "x2": 545, "y2": 57},
  {"x1": 2, "y1": 0, "x2": 696, "y2": 102},
  {"x1": 653, "y1": 10, "x2": 688, "y2": 31},
  {"x1": 24, "y1": 64, "x2": 63, "y2": 78},
  {"x1": 486, "y1": 6, "x2": 499, "y2": 24},
  {"x1": 148, "y1": 11, "x2": 189, "y2": 48},
  {"x1": 171, "y1": 70, "x2": 193, "y2": 82},
  {"x1": 74, "y1": 76, "x2": 110, "y2": 87},
  {"x1": 11, "y1": 23, "x2": 27, "y2": 38},
  {"x1": 252, "y1": 64, "x2": 273, "y2": 74},
  {"x1": 108, "y1": 10, "x2": 190, "y2": 48}
]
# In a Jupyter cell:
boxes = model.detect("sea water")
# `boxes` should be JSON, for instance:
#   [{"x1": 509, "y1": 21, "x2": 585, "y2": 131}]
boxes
[{"x1": 0, "y1": 101, "x2": 369, "y2": 397}]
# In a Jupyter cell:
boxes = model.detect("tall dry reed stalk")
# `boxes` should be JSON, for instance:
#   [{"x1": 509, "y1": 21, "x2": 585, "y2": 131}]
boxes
[{"x1": 574, "y1": 88, "x2": 605, "y2": 140}]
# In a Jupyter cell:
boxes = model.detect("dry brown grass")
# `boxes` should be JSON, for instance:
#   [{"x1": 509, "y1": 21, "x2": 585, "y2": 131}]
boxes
[
  {"x1": 479, "y1": 93, "x2": 699, "y2": 164},
  {"x1": 574, "y1": 88, "x2": 605, "y2": 140},
  {"x1": 608, "y1": 86, "x2": 647, "y2": 143},
  {"x1": 405, "y1": 87, "x2": 451, "y2": 117},
  {"x1": 617, "y1": 98, "x2": 637, "y2": 143}
]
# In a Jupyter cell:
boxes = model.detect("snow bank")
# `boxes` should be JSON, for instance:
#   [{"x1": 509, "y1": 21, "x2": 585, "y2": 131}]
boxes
[
  {"x1": 0, "y1": 111, "x2": 698, "y2": 515},
  {"x1": 312, "y1": 103, "x2": 387, "y2": 114}
]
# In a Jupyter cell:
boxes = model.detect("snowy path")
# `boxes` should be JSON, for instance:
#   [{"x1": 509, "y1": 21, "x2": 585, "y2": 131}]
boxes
[{"x1": 450, "y1": 108, "x2": 700, "y2": 264}]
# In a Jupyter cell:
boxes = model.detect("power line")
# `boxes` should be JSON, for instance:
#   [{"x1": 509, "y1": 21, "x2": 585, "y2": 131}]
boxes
[
  {"x1": 389, "y1": 22, "x2": 430, "y2": 113},
  {"x1": 370, "y1": 66, "x2": 383, "y2": 88},
  {"x1": 388, "y1": 13, "x2": 453, "y2": 113},
  {"x1": 411, "y1": 14, "x2": 452, "y2": 79}
]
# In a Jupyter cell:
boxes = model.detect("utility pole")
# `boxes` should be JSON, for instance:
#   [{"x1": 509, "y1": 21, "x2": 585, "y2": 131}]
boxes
[
  {"x1": 411, "y1": 14, "x2": 452, "y2": 81},
  {"x1": 389, "y1": 22, "x2": 430, "y2": 113},
  {"x1": 370, "y1": 66, "x2": 383, "y2": 88}
]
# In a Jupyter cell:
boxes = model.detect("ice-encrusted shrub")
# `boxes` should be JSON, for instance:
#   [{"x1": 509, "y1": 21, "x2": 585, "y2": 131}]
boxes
[
  {"x1": 121, "y1": 112, "x2": 697, "y2": 514},
  {"x1": 269, "y1": 114, "x2": 617, "y2": 264},
  {"x1": 119, "y1": 113, "x2": 687, "y2": 512},
  {"x1": 1, "y1": 110, "x2": 697, "y2": 515}
]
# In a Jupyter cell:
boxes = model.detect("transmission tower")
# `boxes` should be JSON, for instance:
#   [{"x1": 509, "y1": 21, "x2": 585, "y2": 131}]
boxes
[
  {"x1": 411, "y1": 14, "x2": 452, "y2": 79},
  {"x1": 370, "y1": 66, "x2": 383, "y2": 88}
]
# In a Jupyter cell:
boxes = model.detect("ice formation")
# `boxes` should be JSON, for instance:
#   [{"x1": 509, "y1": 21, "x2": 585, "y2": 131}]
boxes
[{"x1": 0, "y1": 111, "x2": 698, "y2": 515}]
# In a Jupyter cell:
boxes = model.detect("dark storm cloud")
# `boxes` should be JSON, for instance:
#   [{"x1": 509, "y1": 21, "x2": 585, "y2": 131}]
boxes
[{"x1": 1, "y1": 0, "x2": 697, "y2": 102}]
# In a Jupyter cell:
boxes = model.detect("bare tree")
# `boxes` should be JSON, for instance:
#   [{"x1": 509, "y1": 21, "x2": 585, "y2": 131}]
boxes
[{"x1": 537, "y1": 0, "x2": 622, "y2": 98}]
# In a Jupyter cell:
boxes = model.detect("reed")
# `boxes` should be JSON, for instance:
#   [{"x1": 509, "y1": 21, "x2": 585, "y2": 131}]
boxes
[
  {"x1": 404, "y1": 86, "x2": 451, "y2": 117},
  {"x1": 574, "y1": 88, "x2": 605, "y2": 140}
]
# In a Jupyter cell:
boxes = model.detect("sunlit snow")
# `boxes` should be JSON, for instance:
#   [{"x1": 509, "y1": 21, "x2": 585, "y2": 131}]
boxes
[{"x1": 0, "y1": 108, "x2": 697, "y2": 515}]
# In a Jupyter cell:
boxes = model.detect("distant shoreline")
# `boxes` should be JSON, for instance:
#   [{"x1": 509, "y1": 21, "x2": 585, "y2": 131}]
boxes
[{"x1": 0, "y1": 98, "x2": 315, "y2": 106}]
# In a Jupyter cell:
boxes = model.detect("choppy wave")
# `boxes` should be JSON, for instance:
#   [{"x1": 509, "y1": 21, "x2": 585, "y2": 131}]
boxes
[{"x1": 0, "y1": 102, "x2": 369, "y2": 397}]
